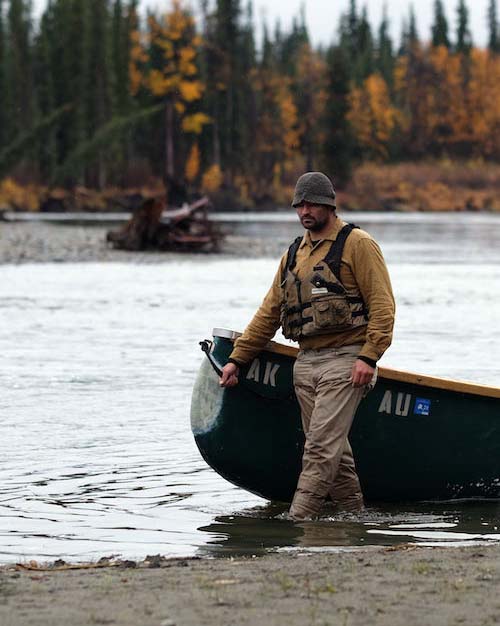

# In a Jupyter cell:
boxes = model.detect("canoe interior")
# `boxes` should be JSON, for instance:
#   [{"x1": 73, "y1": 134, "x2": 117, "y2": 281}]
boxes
[{"x1": 190, "y1": 331, "x2": 500, "y2": 503}]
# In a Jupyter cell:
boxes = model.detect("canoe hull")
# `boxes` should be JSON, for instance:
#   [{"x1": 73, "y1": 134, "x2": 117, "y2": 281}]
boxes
[{"x1": 191, "y1": 333, "x2": 500, "y2": 502}]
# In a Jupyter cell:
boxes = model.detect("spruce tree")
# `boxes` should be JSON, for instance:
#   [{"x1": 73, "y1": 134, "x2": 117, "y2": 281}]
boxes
[
  {"x1": 198, "y1": 0, "x2": 220, "y2": 168},
  {"x1": 111, "y1": 0, "x2": 130, "y2": 116},
  {"x1": 33, "y1": 1, "x2": 57, "y2": 180},
  {"x1": 107, "y1": 0, "x2": 132, "y2": 184},
  {"x1": 278, "y1": 10, "x2": 308, "y2": 76},
  {"x1": 260, "y1": 23, "x2": 273, "y2": 69},
  {"x1": 338, "y1": 0, "x2": 358, "y2": 70},
  {"x1": 0, "y1": 0, "x2": 6, "y2": 150},
  {"x1": 338, "y1": 2, "x2": 374, "y2": 85},
  {"x1": 456, "y1": 0, "x2": 472, "y2": 54},
  {"x1": 354, "y1": 7, "x2": 374, "y2": 84},
  {"x1": 347, "y1": 0, "x2": 358, "y2": 51},
  {"x1": 408, "y1": 5, "x2": 419, "y2": 47},
  {"x1": 273, "y1": 18, "x2": 282, "y2": 67},
  {"x1": 84, "y1": 0, "x2": 113, "y2": 188},
  {"x1": 49, "y1": 0, "x2": 88, "y2": 182},
  {"x1": 321, "y1": 45, "x2": 354, "y2": 186},
  {"x1": 238, "y1": 1, "x2": 257, "y2": 178},
  {"x1": 5, "y1": 0, "x2": 34, "y2": 144},
  {"x1": 400, "y1": 4, "x2": 419, "y2": 55},
  {"x1": 408, "y1": 4, "x2": 418, "y2": 45},
  {"x1": 211, "y1": 0, "x2": 246, "y2": 180},
  {"x1": 488, "y1": 0, "x2": 499, "y2": 52},
  {"x1": 376, "y1": 5, "x2": 394, "y2": 88},
  {"x1": 432, "y1": 0, "x2": 450, "y2": 48}
]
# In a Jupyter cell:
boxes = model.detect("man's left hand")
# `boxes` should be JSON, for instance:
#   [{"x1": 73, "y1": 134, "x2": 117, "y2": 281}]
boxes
[{"x1": 351, "y1": 359, "x2": 375, "y2": 388}]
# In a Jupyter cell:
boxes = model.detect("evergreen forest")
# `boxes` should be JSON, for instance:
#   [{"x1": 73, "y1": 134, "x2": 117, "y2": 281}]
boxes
[{"x1": 1, "y1": 0, "x2": 500, "y2": 210}]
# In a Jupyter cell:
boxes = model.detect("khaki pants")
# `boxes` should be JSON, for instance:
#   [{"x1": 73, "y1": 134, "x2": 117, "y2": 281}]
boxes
[{"x1": 289, "y1": 345, "x2": 375, "y2": 520}]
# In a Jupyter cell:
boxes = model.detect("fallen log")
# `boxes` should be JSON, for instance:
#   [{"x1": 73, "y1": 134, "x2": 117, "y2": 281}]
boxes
[{"x1": 106, "y1": 196, "x2": 220, "y2": 252}]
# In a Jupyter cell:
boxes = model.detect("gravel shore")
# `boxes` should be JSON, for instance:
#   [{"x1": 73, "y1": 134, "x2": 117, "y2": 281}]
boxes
[
  {"x1": 1, "y1": 545, "x2": 500, "y2": 626},
  {"x1": 0, "y1": 221, "x2": 286, "y2": 264}
]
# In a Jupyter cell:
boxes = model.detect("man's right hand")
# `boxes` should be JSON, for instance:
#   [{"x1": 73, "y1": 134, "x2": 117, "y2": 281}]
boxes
[{"x1": 219, "y1": 363, "x2": 240, "y2": 387}]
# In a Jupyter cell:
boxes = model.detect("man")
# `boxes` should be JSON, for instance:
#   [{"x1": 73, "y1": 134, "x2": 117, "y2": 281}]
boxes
[{"x1": 220, "y1": 172, "x2": 395, "y2": 520}]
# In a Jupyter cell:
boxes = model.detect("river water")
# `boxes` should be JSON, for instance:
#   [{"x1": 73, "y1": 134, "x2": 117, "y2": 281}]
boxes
[{"x1": 1, "y1": 212, "x2": 500, "y2": 563}]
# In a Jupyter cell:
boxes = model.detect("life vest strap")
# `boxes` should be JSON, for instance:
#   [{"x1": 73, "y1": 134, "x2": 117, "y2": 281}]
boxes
[
  {"x1": 285, "y1": 302, "x2": 310, "y2": 315},
  {"x1": 324, "y1": 224, "x2": 359, "y2": 282},
  {"x1": 283, "y1": 224, "x2": 360, "y2": 285},
  {"x1": 282, "y1": 235, "x2": 303, "y2": 281}
]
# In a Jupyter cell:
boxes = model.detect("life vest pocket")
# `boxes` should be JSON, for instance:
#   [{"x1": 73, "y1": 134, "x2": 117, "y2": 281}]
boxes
[{"x1": 311, "y1": 295, "x2": 352, "y2": 329}]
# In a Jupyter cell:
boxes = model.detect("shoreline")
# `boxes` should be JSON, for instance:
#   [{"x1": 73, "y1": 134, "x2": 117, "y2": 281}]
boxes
[
  {"x1": 1, "y1": 544, "x2": 500, "y2": 625},
  {"x1": 2, "y1": 213, "x2": 500, "y2": 265}
]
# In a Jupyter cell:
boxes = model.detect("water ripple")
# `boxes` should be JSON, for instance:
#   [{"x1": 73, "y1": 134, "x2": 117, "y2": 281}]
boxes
[{"x1": 1, "y1": 215, "x2": 500, "y2": 561}]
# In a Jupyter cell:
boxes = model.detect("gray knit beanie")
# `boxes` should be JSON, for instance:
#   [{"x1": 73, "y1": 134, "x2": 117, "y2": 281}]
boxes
[{"x1": 291, "y1": 172, "x2": 336, "y2": 208}]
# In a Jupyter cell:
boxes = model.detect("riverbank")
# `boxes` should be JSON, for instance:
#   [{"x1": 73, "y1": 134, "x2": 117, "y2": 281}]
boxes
[
  {"x1": 3, "y1": 211, "x2": 500, "y2": 265},
  {"x1": 1, "y1": 545, "x2": 499, "y2": 626}
]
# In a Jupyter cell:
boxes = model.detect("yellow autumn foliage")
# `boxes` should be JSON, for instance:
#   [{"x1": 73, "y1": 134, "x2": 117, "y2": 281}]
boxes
[
  {"x1": 175, "y1": 101, "x2": 186, "y2": 114},
  {"x1": 295, "y1": 43, "x2": 328, "y2": 151},
  {"x1": 185, "y1": 143, "x2": 200, "y2": 182},
  {"x1": 129, "y1": 8, "x2": 148, "y2": 95},
  {"x1": 179, "y1": 80, "x2": 203, "y2": 102},
  {"x1": 252, "y1": 68, "x2": 300, "y2": 171},
  {"x1": 467, "y1": 49, "x2": 500, "y2": 158},
  {"x1": 179, "y1": 46, "x2": 196, "y2": 69},
  {"x1": 348, "y1": 73, "x2": 398, "y2": 159},
  {"x1": 129, "y1": 0, "x2": 205, "y2": 109},
  {"x1": 201, "y1": 164, "x2": 223, "y2": 193},
  {"x1": 390, "y1": 44, "x2": 500, "y2": 159},
  {"x1": 148, "y1": 70, "x2": 177, "y2": 96},
  {"x1": 0, "y1": 178, "x2": 40, "y2": 212},
  {"x1": 182, "y1": 112, "x2": 211, "y2": 134},
  {"x1": 128, "y1": 0, "x2": 210, "y2": 181},
  {"x1": 129, "y1": 62, "x2": 143, "y2": 96},
  {"x1": 166, "y1": 0, "x2": 194, "y2": 40},
  {"x1": 280, "y1": 91, "x2": 300, "y2": 156}
]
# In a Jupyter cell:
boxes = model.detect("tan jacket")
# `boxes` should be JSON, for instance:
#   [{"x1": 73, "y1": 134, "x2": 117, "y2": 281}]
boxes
[{"x1": 229, "y1": 217, "x2": 395, "y2": 365}]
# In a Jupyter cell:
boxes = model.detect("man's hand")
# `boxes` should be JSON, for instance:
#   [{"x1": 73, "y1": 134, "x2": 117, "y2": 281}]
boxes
[
  {"x1": 351, "y1": 359, "x2": 375, "y2": 388},
  {"x1": 219, "y1": 362, "x2": 240, "y2": 387}
]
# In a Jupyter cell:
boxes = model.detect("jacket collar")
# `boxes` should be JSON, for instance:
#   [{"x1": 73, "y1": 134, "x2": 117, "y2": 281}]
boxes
[{"x1": 299, "y1": 216, "x2": 346, "y2": 249}]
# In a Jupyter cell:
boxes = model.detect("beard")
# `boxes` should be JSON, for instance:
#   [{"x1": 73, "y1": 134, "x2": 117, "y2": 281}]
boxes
[{"x1": 300, "y1": 213, "x2": 329, "y2": 232}]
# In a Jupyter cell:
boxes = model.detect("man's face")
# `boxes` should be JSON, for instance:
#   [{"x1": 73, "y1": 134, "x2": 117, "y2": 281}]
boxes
[{"x1": 296, "y1": 202, "x2": 331, "y2": 232}]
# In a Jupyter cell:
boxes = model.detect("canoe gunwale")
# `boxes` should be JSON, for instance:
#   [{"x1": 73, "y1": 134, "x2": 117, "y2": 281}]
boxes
[{"x1": 212, "y1": 328, "x2": 500, "y2": 400}]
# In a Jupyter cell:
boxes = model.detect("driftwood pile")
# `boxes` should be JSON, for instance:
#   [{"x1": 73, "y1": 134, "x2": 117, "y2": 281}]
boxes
[{"x1": 106, "y1": 196, "x2": 219, "y2": 252}]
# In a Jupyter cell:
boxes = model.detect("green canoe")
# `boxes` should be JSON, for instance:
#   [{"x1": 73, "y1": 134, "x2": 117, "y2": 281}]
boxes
[{"x1": 190, "y1": 328, "x2": 500, "y2": 503}]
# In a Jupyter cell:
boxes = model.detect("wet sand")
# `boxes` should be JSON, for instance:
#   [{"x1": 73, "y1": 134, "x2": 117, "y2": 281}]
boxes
[{"x1": 1, "y1": 545, "x2": 500, "y2": 626}]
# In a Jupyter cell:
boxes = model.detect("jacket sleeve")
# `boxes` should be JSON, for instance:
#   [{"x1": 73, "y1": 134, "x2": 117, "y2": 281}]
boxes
[
  {"x1": 228, "y1": 256, "x2": 286, "y2": 365},
  {"x1": 350, "y1": 237, "x2": 395, "y2": 363}
]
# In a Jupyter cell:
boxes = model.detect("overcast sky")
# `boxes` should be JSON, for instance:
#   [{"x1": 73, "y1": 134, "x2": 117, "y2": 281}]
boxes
[
  {"x1": 32, "y1": 0, "x2": 491, "y2": 48},
  {"x1": 254, "y1": 0, "x2": 490, "y2": 46}
]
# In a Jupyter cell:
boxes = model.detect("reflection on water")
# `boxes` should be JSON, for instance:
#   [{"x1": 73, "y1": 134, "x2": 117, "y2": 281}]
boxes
[
  {"x1": 221, "y1": 211, "x2": 500, "y2": 265},
  {"x1": 197, "y1": 501, "x2": 500, "y2": 558},
  {"x1": 0, "y1": 213, "x2": 499, "y2": 563}
]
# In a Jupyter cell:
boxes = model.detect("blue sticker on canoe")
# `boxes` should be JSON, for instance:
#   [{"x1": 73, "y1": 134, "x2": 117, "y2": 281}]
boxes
[{"x1": 414, "y1": 398, "x2": 431, "y2": 416}]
